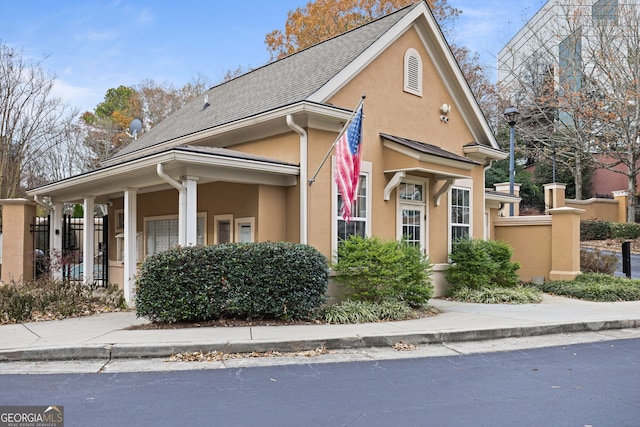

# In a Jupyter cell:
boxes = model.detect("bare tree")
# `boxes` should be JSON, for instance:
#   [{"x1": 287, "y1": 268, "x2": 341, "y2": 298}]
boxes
[
  {"x1": 498, "y1": 0, "x2": 640, "y2": 213},
  {"x1": 0, "y1": 42, "x2": 74, "y2": 198}
]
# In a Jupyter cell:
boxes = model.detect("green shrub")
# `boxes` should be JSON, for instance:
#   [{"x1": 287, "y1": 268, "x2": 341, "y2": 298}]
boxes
[
  {"x1": 135, "y1": 242, "x2": 329, "y2": 323},
  {"x1": 445, "y1": 238, "x2": 520, "y2": 291},
  {"x1": 610, "y1": 222, "x2": 640, "y2": 239},
  {"x1": 332, "y1": 236, "x2": 432, "y2": 307},
  {"x1": 448, "y1": 285, "x2": 543, "y2": 304},
  {"x1": 321, "y1": 300, "x2": 413, "y2": 324},
  {"x1": 580, "y1": 249, "x2": 618, "y2": 274},
  {"x1": 531, "y1": 272, "x2": 640, "y2": 301},
  {"x1": 580, "y1": 220, "x2": 612, "y2": 240}
]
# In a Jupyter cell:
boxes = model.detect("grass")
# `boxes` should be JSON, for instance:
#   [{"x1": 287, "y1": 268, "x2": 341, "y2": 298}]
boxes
[
  {"x1": 448, "y1": 273, "x2": 640, "y2": 304},
  {"x1": 321, "y1": 300, "x2": 417, "y2": 324},
  {"x1": 448, "y1": 285, "x2": 543, "y2": 304},
  {"x1": 529, "y1": 272, "x2": 640, "y2": 302}
]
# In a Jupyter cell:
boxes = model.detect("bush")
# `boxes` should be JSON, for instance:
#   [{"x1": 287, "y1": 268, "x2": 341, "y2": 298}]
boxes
[
  {"x1": 580, "y1": 249, "x2": 619, "y2": 274},
  {"x1": 580, "y1": 220, "x2": 612, "y2": 240},
  {"x1": 531, "y1": 272, "x2": 640, "y2": 301},
  {"x1": 445, "y1": 238, "x2": 520, "y2": 291},
  {"x1": 448, "y1": 285, "x2": 542, "y2": 304},
  {"x1": 0, "y1": 279, "x2": 126, "y2": 324},
  {"x1": 610, "y1": 222, "x2": 640, "y2": 239},
  {"x1": 332, "y1": 236, "x2": 432, "y2": 307},
  {"x1": 135, "y1": 242, "x2": 329, "y2": 323},
  {"x1": 321, "y1": 300, "x2": 413, "y2": 324}
]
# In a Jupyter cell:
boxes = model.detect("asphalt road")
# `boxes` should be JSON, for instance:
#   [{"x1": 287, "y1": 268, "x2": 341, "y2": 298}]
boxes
[{"x1": 1, "y1": 338, "x2": 639, "y2": 426}]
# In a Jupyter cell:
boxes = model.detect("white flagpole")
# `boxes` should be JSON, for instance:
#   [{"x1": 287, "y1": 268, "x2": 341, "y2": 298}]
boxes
[{"x1": 308, "y1": 95, "x2": 365, "y2": 185}]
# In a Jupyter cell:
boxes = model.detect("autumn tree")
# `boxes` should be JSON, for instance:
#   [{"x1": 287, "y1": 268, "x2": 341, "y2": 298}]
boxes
[
  {"x1": 265, "y1": 0, "x2": 460, "y2": 61},
  {"x1": 0, "y1": 42, "x2": 76, "y2": 198},
  {"x1": 499, "y1": 0, "x2": 640, "y2": 219},
  {"x1": 81, "y1": 78, "x2": 209, "y2": 167}
]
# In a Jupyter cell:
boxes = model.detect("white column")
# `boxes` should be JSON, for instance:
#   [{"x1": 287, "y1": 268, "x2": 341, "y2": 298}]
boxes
[
  {"x1": 124, "y1": 188, "x2": 138, "y2": 304},
  {"x1": 83, "y1": 196, "x2": 95, "y2": 284},
  {"x1": 182, "y1": 176, "x2": 199, "y2": 246},
  {"x1": 50, "y1": 202, "x2": 64, "y2": 280}
]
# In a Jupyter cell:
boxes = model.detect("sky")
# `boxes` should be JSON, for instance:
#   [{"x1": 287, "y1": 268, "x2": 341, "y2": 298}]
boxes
[{"x1": 0, "y1": 0, "x2": 548, "y2": 114}]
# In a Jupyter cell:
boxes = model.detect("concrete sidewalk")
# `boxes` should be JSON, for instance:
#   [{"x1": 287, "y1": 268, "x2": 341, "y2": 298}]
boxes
[{"x1": 1, "y1": 295, "x2": 639, "y2": 362}]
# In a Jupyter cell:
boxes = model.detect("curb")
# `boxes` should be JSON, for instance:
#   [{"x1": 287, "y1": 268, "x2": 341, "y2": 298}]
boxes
[{"x1": 1, "y1": 319, "x2": 639, "y2": 362}]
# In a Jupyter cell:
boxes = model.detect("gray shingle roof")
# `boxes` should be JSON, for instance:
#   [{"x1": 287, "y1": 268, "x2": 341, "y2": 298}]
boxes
[{"x1": 111, "y1": 4, "x2": 418, "y2": 161}]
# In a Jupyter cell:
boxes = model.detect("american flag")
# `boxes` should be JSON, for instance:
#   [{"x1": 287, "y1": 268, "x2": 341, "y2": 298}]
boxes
[{"x1": 335, "y1": 104, "x2": 363, "y2": 222}]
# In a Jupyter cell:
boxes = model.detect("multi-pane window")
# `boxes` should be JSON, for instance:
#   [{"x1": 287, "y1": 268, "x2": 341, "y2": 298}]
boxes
[
  {"x1": 450, "y1": 187, "x2": 470, "y2": 242},
  {"x1": 337, "y1": 175, "x2": 367, "y2": 242},
  {"x1": 145, "y1": 214, "x2": 206, "y2": 256},
  {"x1": 398, "y1": 182, "x2": 425, "y2": 249}
]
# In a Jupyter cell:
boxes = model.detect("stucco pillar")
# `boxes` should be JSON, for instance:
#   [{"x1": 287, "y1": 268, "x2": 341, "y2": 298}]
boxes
[
  {"x1": 494, "y1": 182, "x2": 521, "y2": 216},
  {"x1": 123, "y1": 188, "x2": 138, "y2": 304},
  {"x1": 0, "y1": 199, "x2": 37, "y2": 283},
  {"x1": 612, "y1": 190, "x2": 629, "y2": 223},
  {"x1": 549, "y1": 206, "x2": 584, "y2": 281},
  {"x1": 83, "y1": 196, "x2": 95, "y2": 284},
  {"x1": 544, "y1": 183, "x2": 566, "y2": 211},
  {"x1": 181, "y1": 176, "x2": 199, "y2": 246},
  {"x1": 50, "y1": 202, "x2": 64, "y2": 280}
]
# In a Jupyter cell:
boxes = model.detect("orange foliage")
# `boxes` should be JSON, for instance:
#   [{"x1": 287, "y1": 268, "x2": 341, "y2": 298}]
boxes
[{"x1": 265, "y1": 0, "x2": 460, "y2": 60}]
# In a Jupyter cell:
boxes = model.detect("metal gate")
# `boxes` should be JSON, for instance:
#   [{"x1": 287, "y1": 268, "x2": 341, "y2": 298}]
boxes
[{"x1": 31, "y1": 214, "x2": 108, "y2": 286}]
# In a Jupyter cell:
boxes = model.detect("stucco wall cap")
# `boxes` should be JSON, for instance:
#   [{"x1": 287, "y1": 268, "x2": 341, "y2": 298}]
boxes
[{"x1": 548, "y1": 206, "x2": 585, "y2": 215}]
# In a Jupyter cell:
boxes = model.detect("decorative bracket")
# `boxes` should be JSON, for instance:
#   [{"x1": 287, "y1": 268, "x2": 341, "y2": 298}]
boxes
[
  {"x1": 434, "y1": 178, "x2": 454, "y2": 206},
  {"x1": 383, "y1": 171, "x2": 406, "y2": 201}
]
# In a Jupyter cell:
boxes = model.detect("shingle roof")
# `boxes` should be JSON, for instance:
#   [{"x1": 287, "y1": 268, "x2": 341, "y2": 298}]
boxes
[{"x1": 110, "y1": 3, "x2": 419, "y2": 161}]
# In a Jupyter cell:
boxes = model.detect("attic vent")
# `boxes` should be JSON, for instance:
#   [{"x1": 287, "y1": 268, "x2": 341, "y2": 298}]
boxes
[{"x1": 404, "y1": 48, "x2": 423, "y2": 97}]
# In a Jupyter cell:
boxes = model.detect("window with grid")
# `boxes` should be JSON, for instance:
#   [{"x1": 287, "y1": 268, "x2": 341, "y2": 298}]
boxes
[
  {"x1": 145, "y1": 214, "x2": 206, "y2": 256},
  {"x1": 450, "y1": 187, "x2": 470, "y2": 243},
  {"x1": 398, "y1": 182, "x2": 425, "y2": 249},
  {"x1": 337, "y1": 175, "x2": 368, "y2": 242}
]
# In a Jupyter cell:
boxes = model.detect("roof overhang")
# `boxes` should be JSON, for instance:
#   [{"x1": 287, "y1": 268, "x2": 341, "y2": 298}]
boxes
[
  {"x1": 27, "y1": 146, "x2": 299, "y2": 204},
  {"x1": 382, "y1": 135, "x2": 479, "y2": 171},
  {"x1": 103, "y1": 101, "x2": 352, "y2": 167},
  {"x1": 463, "y1": 143, "x2": 508, "y2": 163}
]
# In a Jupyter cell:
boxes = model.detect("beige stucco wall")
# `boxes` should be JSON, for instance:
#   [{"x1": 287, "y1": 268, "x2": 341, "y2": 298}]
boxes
[
  {"x1": 494, "y1": 216, "x2": 553, "y2": 282},
  {"x1": 0, "y1": 199, "x2": 37, "y2": 283},
  {"x1": 323, "y1": 26, "x2": 486, "y2": 266},
  {"x1": 565, "y1": 198, "x2": 619, "y2": 222}
]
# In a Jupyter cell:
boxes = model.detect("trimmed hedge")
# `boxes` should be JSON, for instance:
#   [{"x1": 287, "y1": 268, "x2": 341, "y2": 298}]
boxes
[
  {"x1": 135, "y1": 242, "x2": 329, "y2": 323},
  {"x1": 333, "y1": 236, "x2": 433, "y2": 308},
  {"x1": 445, "y1": 238, "x2": 520, "y2": 291},
  {"x1": 580, "y1": 220, "x2": 640, "y2": 241}
]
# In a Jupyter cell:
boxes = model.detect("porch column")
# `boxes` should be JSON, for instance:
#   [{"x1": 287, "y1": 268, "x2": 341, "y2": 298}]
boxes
[
  {"x1": 181, "y1": 176, "x2": 199, "y2": 246},
  {"x1": 124, "y1": 188, "x2": 138, "y2": 304},
  {"x1": 83, "y1": 196, "x2": 95, "y2": 284},
  {"x1": 50, "y1": 201, "x2": 64, "y2": 280}
]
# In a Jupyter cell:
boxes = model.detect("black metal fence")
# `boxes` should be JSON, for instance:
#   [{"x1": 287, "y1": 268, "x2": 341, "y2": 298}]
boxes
[{"x1": 30, "y1": 215, "x2": 108, "y2": 286}]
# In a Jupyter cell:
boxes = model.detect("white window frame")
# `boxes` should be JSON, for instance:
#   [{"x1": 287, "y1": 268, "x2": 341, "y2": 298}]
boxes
[
  {"x1": 396, "y1": 177, "x2": 428, "y2": 253},
  {"x1": 449, "y1": 184, "x2": 472, "y2": 253},
  {"x1": 332, "y1": 160, "x2": 372, "y2": 260},
  {"x1": 403, "y1": 48, "x2": 423, "y2": 97},
  {"x1": 114, "y1": 209, "x2": 125, "y2": 232},
  {"x1": 214, "y1": 214, "x2": 234, "y2": 244},
  {"x1": 234, "y1": 217, "x2": 255, "y2": 243},
  {"x1": 144, "y1": 212, "x2": 207, "y2": 257}
]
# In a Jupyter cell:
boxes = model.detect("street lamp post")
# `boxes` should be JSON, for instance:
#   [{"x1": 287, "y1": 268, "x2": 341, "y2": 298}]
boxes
[{"x1": 504, "y1": 106, "x2": 520, "y2": 216}]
